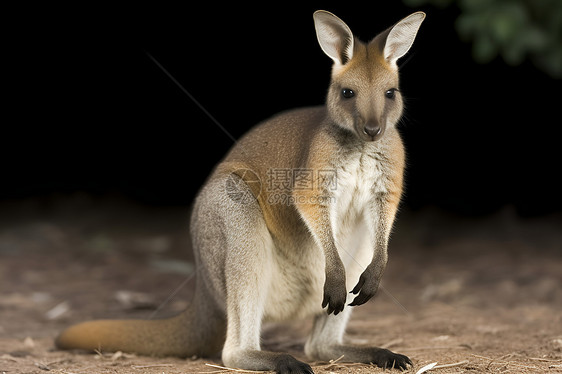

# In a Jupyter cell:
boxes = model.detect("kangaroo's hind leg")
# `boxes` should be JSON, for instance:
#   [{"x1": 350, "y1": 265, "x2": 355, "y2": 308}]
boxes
[{"x1": 201, "y1": 173, "x2": 313, "y2": 374}]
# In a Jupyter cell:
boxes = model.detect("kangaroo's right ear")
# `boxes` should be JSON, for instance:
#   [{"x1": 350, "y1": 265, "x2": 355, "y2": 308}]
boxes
[
  {"x1": 383, "y1": 12, "x2": 426, "y2": 68},
  {"x1": 313, "y1": 10, "x2": 354, "y2": 66}
]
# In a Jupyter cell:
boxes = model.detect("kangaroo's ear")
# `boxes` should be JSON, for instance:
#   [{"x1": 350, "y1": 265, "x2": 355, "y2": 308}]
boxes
[
  {"x1": 384, "y1": 12, "x2": 426, "y2": 68},
  {"x1": 313, "y1": 10, "x2": 354, "y2": 66}
]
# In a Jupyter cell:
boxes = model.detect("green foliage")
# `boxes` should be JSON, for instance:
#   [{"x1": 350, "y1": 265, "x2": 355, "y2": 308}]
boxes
[{"x1": 403, "y1": 0, "x2": 562, "y2": 78}]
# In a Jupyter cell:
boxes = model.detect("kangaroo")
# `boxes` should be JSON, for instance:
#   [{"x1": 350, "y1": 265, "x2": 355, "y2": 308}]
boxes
[{"x1": 56, "y1": 10, "x2": 425, "y2": 373}]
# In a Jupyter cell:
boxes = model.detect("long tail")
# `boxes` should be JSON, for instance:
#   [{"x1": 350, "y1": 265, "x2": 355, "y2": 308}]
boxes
[{"x1": 55, "y1": 288, "x2": 225, "y2": 357}]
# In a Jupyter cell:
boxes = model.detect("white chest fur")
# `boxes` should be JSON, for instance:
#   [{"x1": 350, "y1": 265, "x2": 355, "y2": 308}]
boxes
[{"x1": 330, "y1": 151, "x2": 388, "y2": 288}]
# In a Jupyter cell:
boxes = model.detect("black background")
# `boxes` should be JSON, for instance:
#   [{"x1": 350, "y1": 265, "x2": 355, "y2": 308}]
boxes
[{"x1": 5, "y1": 3, "x2": 562, "y2": 216}]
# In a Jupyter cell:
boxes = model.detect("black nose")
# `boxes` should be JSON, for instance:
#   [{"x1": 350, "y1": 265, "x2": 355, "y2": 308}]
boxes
[{"x1": 363, "y1": 125, "x2": 381, "y2": 138}]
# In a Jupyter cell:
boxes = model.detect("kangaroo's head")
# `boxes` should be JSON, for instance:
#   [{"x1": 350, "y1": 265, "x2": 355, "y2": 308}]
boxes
[{"x1": 314, "y1": 10, "x2": 425, "y2": 142}]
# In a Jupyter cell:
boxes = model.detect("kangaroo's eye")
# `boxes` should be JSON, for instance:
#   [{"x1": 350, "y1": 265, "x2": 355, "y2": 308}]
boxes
[
  {"x1": 385, "y1": 88, "x2": 397, "y2": 99},
  {"x1": 341, "y1": 88, "x2": 355, "y2": 99}
]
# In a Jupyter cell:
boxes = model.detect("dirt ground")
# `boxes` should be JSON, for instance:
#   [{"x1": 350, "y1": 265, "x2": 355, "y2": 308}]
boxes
[{"x1": 1, "y1": 195, "x2": 561, "y2": 374}]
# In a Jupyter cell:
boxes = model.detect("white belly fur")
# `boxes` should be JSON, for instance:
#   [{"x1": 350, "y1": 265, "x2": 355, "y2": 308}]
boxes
[
  {"x1": 332, "y1": 153, "x2": 383, "y2": 289},
  {"x1": 263, "y1": 154, "x2": 384, "y2": 321}
]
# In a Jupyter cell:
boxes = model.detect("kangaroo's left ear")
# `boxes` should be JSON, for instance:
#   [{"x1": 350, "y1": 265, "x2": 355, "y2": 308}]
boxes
[
  {"x1": 384, "y1": 12, "x2": 426, "y2": 68},
  {"x1": 314, "y1": 10, "x2": 354, "y2": 66}
]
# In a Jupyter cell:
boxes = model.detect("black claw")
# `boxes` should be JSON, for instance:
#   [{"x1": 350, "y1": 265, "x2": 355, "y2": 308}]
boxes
[
  {"x1": 349, "y1": 291, "x2": 374, "y2": 307},
  {"x1": 351, "y1": 276, "x2": 365, "y2": 295},
  {"x1": 326, "y1": 301, "x2": 344, "y2": 315},
  {"x1": 326, "y1": 298, "x2": 333, "y2": 314}
]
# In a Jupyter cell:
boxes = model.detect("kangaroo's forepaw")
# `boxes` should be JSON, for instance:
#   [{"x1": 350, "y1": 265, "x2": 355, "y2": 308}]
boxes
[
  {"x1": 274, "y1": 354, "x2": 314, "y2": 374},
  {"x1": 322, "y1": 280, "x2": 347, "y2": 315},
  {"x1": 349, "y1": 264, "x2": 381, "y2": 307}
]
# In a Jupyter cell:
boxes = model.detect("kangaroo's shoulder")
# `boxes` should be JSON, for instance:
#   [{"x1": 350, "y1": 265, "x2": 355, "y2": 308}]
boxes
[{"x1": 223, "y1": 106, "x2": 327, "y2": 163}]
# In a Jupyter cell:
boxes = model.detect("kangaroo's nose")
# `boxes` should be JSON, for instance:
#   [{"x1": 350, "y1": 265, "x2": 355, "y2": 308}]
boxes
[{"x1": 363, "y1": 125, "x2": 382, "y2": 138}]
